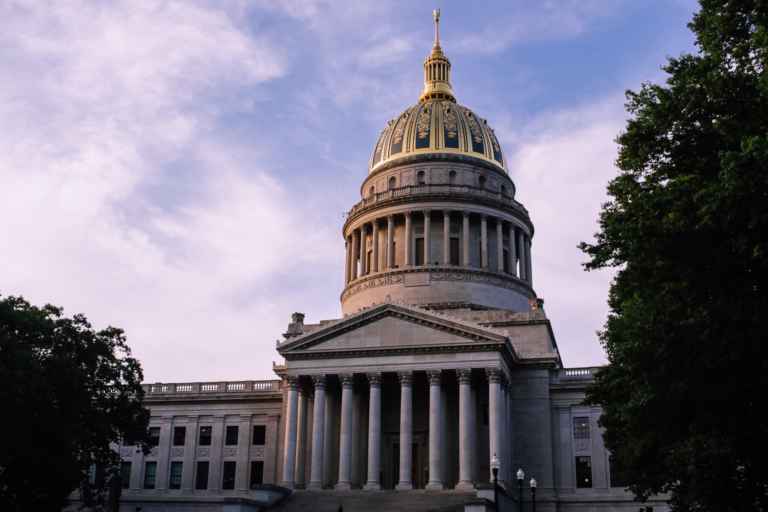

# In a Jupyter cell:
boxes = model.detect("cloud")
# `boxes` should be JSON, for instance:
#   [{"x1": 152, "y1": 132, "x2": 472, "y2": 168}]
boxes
[{"x1": 503, "y1": 98, "x2": 627, "y2": 367}]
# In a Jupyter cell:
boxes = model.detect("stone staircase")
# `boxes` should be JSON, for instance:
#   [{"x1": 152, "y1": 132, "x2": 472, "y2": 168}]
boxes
[{"x1": 271, "y1": 490, "x2": 477, "y2": 512}]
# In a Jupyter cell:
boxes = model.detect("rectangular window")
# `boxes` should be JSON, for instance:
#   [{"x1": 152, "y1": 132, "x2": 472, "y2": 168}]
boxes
[
  {"x1": 148, "y1": 426, "x2": 160, "y2": 447},
  {"x1": 120, "y1": 461, "x2": 131, "y2": 489},
  {"x1": 252, "y1": 425, "x2": 266, "y2": 446},
  {"x1": 225, "y1": 425, "x2": 239, "y2": 446},
  {"x1": 222, "y1": 461, "x2": 236, "y2": 490},
  {"x1": 143, "y1": 461, "x2": 157, "y2": 489},
  {"x1": 573, "y1": 417, "x2": 590, "y2": 439},
  {"x1": 575, "y1": 456, "x2": 593, "y2": 488},
  {"x1": 609, "y1": 454, "x2": 631, "y2": 488},
  {"x1": 173, "y1": 426, "x2": 186, "y2": 446},
  {"x1": 195, "y1": 461, "x2": 209, "y2": 490},
  {"x1": 503, "y1": 248, "x2": 510, "y2": 273},
  {"x1": 199, "y1": 426, "x2": 212, "y2": 446},
  {"x1": 415, "y1": 238, "x2": 424, "y2": 265},
  {"x1": 450, "y1": 237, "x2": 460, "y2": 265},
  {"x1": 168, "y1": 461, "x2": 183, "y2": 489},
  {"x1": 250, "y1": 461, "x2": 264, "y2": 488}
]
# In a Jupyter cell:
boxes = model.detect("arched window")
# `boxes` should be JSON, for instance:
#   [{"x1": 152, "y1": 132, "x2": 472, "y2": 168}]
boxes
[
  {"x1": 449, "y1": 170, "x2": 457, "y2": 185},
  {"x1": 369, "y1": 186, "x2": 375, "y2": 197},
  {"x1": 388, "y1": 176, "x2": 396, "y2": 190},
  {"x1": 501, "y1": 185, "x2": 507, "y2": 197},
  {"x1": 417, "y1": 171, "x2": 426, "y2": 185},
  {"x1": 478, "y1": 175, "x2": 487, "y2": 188}
]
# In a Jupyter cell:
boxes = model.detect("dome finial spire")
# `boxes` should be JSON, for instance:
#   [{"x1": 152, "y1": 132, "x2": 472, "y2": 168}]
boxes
[{"x1": 420, "y1": 9, "x2": 456, "y2": 103}]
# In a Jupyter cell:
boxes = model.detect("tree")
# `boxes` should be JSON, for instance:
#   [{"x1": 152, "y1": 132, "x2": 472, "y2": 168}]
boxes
[
  {"x1": 581, "y1": 1, "x2": 768, "y2": 510},
  {"x1": 0, "y1": 295, "x2": 149, "y2": 511}
]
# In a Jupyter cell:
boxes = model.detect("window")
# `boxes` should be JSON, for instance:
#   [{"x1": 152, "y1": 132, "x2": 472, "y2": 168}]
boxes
[
  {"x1": 222, "y1": 461, "x2": 236, "y2": 490},
  {"x1": 416, "y1": 170, "x2": 426, "y2": 185},
  {"x1": 449, "y1": 170, "x2": 457, "y2": 185},
  {"x1": 573, "y1": 417, "x2": 590, "y2": 439},
  {"x1": 143, "y1": 461, "x2": 157, "y2": 489},
  {"x1": 478, "y1": 175, "x2": 487, "y2": 188},
  {"x1": 195, "y1": 461, "x2": 209, "y2": 490},
  {"x1": 252, "y1": 425, "x2": 266, "y2": 446},
  {"x1": 148, "y1": 427, "x2": 160, "y2": 447},
  {"x1": 120, "y1": 461, "x2": 131, "y2": 489},
  {"x1": 501, "y1": 185, "x2": 507, "y2": 196},
  {"x1": 388, "y1": 176, "x2": 396, "y2": 190},
  {"x1": 609, "y1": 454, "x2": 631, "y2": 488},
  {"x1": 173, "y1": 426, "x2": 186, "y2": 446},
  {"x1": 199, "y1": 426, "x2": 212, "y2": 446},
  {"x1": 225, "y1": 425, "x2": 239, "y2": 446},
  {"x1": 414, "y1": 238, "x2": 424, "y2": 266},
  {"x1": 169, "y1": 461, "x2": 183, "y2": 489},
  {"x1": 450, "y1": 237, "x2": 460, "y2": 265},
  {"x1": 503, "y1": 248, "x2": 510, "y2": 273},
  {"x1": 368, "y1": 185, "x2": 375, "y2": 197},
  {"x1": 250, "y1": 461, "x2": 264, "y2": 489},
  {"x1": 575, "y1": 456, "x2": 593, "y2": 488}
]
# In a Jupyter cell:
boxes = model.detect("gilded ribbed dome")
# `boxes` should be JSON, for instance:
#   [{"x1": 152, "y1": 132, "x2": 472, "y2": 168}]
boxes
[
  {"x1": 368, "y1": 100, "x2": 506, "y2": 173},
  {"x1": 368, "y1": 9, "x2": 506, "y2": 174}
]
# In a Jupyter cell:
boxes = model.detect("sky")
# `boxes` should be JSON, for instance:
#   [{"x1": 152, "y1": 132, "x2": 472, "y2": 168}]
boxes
[{"x1": 0, "y1": 0, "x2": 699, "y2": 382}]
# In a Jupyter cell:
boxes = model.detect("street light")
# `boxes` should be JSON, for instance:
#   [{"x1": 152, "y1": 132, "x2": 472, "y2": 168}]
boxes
[
  {"x1": 516, "y1": 468, "x2": 525, "y2": 512},
  {"x1": 490, "y1": 454, "x2": 500, "y2": 510},
  {"x1": 530, "y1": 477, "x2": 537, "y2": 512}
]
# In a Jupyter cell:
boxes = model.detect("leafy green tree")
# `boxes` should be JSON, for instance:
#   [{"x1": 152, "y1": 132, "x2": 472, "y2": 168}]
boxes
[
  {"x1": 581, "y1": 1, "x2": 768, "y2": 510},
  {"x1": 0, "y1": 295, "x2": 149, "y2": 511}
]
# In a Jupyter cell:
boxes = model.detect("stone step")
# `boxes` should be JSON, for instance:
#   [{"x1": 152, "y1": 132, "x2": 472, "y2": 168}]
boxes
[{"x1": 272, "y1": 489, "x2": 476, "y2": 512}]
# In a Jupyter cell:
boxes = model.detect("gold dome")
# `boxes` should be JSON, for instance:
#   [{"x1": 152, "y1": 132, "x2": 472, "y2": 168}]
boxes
[{"x1": 368, "y1": 10, "x2": 506, "y2": 174}]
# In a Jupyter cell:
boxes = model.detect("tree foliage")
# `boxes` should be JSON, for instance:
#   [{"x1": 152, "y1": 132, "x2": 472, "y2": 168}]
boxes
[
  {"x1": 0, "y1": 295, "x2": 149, "y2": 511},
  {"x1": 581, "y1": 1, "x2": 768, "y2": 510}
]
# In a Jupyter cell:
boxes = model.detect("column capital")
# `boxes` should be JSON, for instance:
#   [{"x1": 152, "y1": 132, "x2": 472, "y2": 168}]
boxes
[
  {"x1": 457, "y1": 368, "x2": 472, "y2": 384},
  {"x1": 427, "y1": 369, "x2": 442, "y2": 385},
  {"x1": 485, "y1": 368, "x2": 502, "y2": 383},
  {"x1": 443, "y1": 209, "x2": 451, "y2": 217},
  {"x1": 339, "y1": 373, "x2": 354, "y2": 388},
  {"x1": 311, "y1": 375, "x2": 326, "y2": 389},
  {"x1": 397, "y1": 371, "x2": 413, "y2": 385},
  {"x1": 366, "y1": 372, "x2": 382, "y2": 386},
  {"x1": 463, "y1": 210, "x2": 470, "y2": 218},
  {"x1": 387, "y1": 214, "x2": 394, "y2": 221},
  {"x1": 404, "y1": 210, "x2": 412, "y2": 218},
  {"x1": 284, "y1": 376, "x2": 299, "y2": 389}
]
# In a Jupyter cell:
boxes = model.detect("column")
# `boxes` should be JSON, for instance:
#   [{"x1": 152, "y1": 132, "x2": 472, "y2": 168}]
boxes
[
  {"x1": 509, "y1": 225, "x2": 518, "y2": 277},
  {"x1": 336, "y1": 374, "x2": 354, "y2": 490},
  {"x1": 456, "y1": 369, "x2": 474, "y2": 490},
  {"x1": 386, "y1": 215, "x2": 394, "y2": 269},
  {"x1": 263, "y1": 414, "x2": 280, "y2": 484},
  {"x1": 481, "y1": 215, "x2": 488, "y2": 269},
  {"x1": 443, "y1": 211, "x2": 450, "y2": 265},
  {"x1": 517, "y1": 230, "x2": 526, "y2": 281},
  {"x1": 496, "y1": 220, "x2": 504, "y2": 272},
  {"x1": 372, "y1": 220, "x2": 379, "y2": 273},
  {"x1": 323, "y1": 388, "x2": 335, "y2": 488},
  {"x1": 486, "y1": 369, "x2": 502, "y2": 482},
  {"x1": 295, "y1": 388, "x2": 308, "y2": 487},
  {"x1": 462, "y1": 212, "x2": 470, "y2": 266},
  {"x1": 526, "y1": 236, "x2": 533, "y2": 286},
  {"x1": 364, "y1": 373, "x2": 382, "y2": 490},
  {"x1": 155, "y1": 417, "x2": 172, "y2": 490},
  {"x1": 209, "y1": 416, "x2": 225, "y2": 491},
  {"x1": 396, "y1": 372, "x2": 413, "y2": 490},
  {"x1": 423, "y1": 211, "x2": 431, "y2": 266},
  {"x1": 360, "y1": 227, "x2": 368, "y2": 277},
  {"x1": 351, "y1": 230, "x2": 360, "y2": 280},
  {"x1": 426, "y1": 370, "x2": 444, "y2": 490},
  {"x1": 345, "y1": 238, "x2": 351, "y2": 283},
  {"x1": 404, "y1": 212, "x2": 412, "y2": 266},
  {"x1": 237, "y1": 414, "x2": 252, "y2": 491},
  {"x1": 308, "y1": 376, "x2": 326, "y2": 490},
  {"x1": 280, "y1": 376, "x2": 299, "y2": 488},
  {"x1": 181, "y1": 416, "x2": 199, "y2": 491}
]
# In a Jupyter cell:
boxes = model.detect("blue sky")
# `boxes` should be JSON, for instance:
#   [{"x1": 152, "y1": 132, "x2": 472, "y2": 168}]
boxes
[{"x1": 0, "y1": 0, "x2": 698, "y2": 381}]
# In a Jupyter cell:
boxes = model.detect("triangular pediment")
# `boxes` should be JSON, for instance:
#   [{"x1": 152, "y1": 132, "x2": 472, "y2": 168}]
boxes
[{"x1": 277, "y1": 303, "x2": 507, "y2": 355}]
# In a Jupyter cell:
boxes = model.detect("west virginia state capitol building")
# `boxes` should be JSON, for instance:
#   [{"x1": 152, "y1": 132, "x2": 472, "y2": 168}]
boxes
[{"x1": 112, "y1": 14, "x2": 668, "y2": 512}]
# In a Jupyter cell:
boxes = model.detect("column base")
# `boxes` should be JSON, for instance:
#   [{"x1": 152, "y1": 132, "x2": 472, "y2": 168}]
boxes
[
  {"x1": 334, "y1": 481, "x2": 352, "y2": 491},
  {"x1": 395, "y1": 482, "x2": 413, "y2": 490},
  {"x1": 363, "y1": 482, "x2": 381, "y2": 491},
  {"x1": 425, "y1": 482, "x2": 445, "y2": 491},
  {"x1": 307, "y1": 482, "x2": 323, "y2": 491},
  {"x1": 279, "y1": 481, "x2": 296, "y2": 489},
  {"x1": 454, "y1": 481, "x2": 475, "y2": 491}
]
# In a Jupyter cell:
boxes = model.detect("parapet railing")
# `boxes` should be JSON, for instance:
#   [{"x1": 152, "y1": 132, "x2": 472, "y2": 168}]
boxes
[
  {"x1": 143, "y1": 380, "x2": 281, "y2": 395},
  {"x1": 551, "y1": 367, "x2": 602, "y2": 383},
  {"x1": 345, "y1": 184, "x2": 525, "y2": 218}
]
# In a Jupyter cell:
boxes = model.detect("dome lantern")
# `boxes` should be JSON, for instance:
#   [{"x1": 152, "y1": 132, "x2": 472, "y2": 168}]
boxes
[{"x1": 419, "y1": 9, "x2": 456, "y2": 103}]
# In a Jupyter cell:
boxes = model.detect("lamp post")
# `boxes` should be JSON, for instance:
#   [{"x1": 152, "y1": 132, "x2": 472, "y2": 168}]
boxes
[
  {"x1": 491, "y1": 454, "x2": 500, "y2": 511},
  {"x1": 530, "y1": 478, "x2": 537, "y2": 512},
  {"x1": 516, "y1": 468, "x2": 524, "y2": 512}
]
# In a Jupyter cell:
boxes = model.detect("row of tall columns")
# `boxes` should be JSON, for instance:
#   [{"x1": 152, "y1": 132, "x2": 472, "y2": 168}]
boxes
[
  {"x1": 344, "y1": 211, "x2": 532, "y2": 285},
  {"x1": 283, "y1": 369, "x2": 509, "y2": 491}
]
